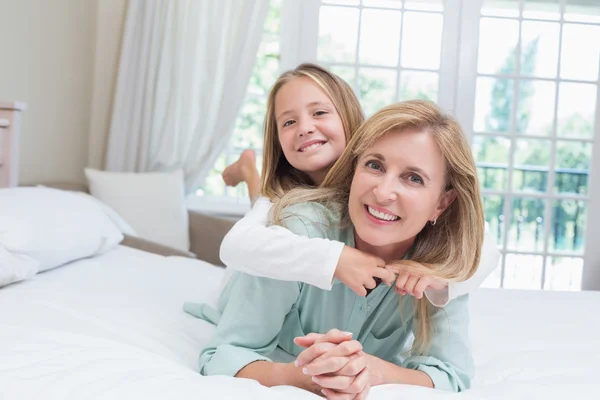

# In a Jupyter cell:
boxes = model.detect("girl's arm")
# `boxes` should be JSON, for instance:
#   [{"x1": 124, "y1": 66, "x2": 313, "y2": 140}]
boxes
[
  {"x1": 424, "y1": 230, "x2": 501, "y2": 307},
  {"x1": 219, "y1": 197, "x2": 342, "y2": 290}
]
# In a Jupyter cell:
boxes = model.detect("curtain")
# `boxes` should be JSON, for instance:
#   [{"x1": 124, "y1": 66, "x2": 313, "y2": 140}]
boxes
[{"x1": 105, "y1": 0, "x2": 269, "y2": 192}]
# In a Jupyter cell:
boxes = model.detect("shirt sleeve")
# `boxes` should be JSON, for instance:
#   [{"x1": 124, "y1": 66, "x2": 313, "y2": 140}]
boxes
[
  {"x1": 219, "y1": 197, "x2": 344, "y2": 290},
  {"x1": 424, "y1": 230, "x2": 501, "y2": 307},
  {"x1": 199, "y1": 272, "x2": 301, "y2": 376},
  {"x1": 402, "y1": 294, "x2": 474, "y2": 392}
]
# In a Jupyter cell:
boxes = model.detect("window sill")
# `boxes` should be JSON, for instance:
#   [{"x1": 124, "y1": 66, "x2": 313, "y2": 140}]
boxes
[{"x1": 186, "y1": 195, "x2": 251, "y2": 219}]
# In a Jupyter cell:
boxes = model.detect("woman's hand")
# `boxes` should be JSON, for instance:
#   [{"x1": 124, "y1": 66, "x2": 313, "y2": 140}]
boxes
[
  {"x1": 335, "y1": 246, "x2": 396, "y2": 297},
  {"x1": 294, "y1": 330, "x2": 371, "y2": 399}
]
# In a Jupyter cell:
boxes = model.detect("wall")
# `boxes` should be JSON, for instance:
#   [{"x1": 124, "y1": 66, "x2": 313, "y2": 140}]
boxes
[{"x1": 0, "y1": 0, "x2": 97, "y2": 185}]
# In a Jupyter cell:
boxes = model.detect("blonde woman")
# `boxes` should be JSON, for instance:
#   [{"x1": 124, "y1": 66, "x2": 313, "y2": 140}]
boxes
[{"x1": 199, "y1": 100, "x2": 483, "y2": 397}]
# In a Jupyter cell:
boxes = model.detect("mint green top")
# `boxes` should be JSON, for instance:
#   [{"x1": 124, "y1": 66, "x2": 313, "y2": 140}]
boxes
[{"x1": 197, "y1": 202, "x2": 474, "y2": 392}]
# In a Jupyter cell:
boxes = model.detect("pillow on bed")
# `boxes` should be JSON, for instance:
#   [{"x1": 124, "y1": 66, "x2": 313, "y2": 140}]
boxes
[
  {"x1": 85, "y1": 168, "x2": 189, "y2": 251},
  {"x1": 0, "y1": 246, "x2": 39, "y2": 287},
  {"x1": 0, "y1": 187, "x2": 124, "y2": 272}
]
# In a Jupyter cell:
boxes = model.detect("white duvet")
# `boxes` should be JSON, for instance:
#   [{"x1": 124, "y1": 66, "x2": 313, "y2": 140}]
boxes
[{"x1": 1, "y1": 246, "x2": 599, "y2": 399}]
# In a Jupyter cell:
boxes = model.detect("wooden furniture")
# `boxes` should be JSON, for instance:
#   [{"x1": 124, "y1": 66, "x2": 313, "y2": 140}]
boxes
[{"x1": 0, "y1": 101, "x2": 27, "y2": 187}]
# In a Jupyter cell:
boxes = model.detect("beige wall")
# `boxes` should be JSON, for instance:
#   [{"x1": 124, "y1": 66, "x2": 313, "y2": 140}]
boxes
[
  {"x1": 0, "y1": 0, "x2": 127, "y2": 185},
  {"x1": 88, "y1": 0, "x2": 128, "y2": 170}
]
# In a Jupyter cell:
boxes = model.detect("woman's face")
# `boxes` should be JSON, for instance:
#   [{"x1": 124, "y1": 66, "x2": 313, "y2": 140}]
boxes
[{"x1": 348, "y1": 129, "x2": 455, "y2": 254}]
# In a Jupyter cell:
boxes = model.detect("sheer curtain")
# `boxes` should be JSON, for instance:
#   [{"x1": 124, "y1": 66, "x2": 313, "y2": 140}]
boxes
[{"x1": 105, "y1": 0, "x2": 269, "y2": 192}]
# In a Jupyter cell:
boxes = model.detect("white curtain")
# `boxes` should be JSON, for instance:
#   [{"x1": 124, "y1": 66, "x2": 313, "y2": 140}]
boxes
[{"x1": 105, "y1": 0, "x2": 269, "y2": 192}]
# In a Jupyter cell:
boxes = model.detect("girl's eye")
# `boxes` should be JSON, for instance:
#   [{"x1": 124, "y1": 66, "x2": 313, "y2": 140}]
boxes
[
  {"x1": 314, "y1": 110, "x2": 328, "y2": 117},
  {"x1": 408, "y1": 174, "x2": 424, "y2": 184},
  {"x1": 282, "y1": 120, "x2": 295, "y2": 127},
  {"x1": 365, "y1": 160, "x2": 382, "y2": 171}
]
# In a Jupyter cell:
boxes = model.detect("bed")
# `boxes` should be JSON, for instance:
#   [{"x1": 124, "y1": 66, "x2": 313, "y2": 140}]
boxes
[{"x1": 1, "y1": 244, "x2": 599, "y2": 400}]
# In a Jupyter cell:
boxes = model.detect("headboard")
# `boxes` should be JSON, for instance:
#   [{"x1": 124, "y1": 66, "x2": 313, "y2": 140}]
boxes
[{"x1": 0, "y1": 101, "x2": 27, "y2": 187}]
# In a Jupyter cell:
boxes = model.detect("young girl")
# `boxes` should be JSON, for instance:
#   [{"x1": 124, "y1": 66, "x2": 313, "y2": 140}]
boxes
[{"x1": 216, "y1": 63, "x2": 499, "y2": 305}]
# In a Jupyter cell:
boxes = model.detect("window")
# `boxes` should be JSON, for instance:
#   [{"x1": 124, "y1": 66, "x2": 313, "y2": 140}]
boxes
[{"x1": 456, "y1": 0, "x2": 600, "y2": 290}]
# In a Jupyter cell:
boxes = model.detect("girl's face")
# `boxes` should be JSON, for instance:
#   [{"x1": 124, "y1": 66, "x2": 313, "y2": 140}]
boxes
[
  {"x1": 348, "y1": 129, "x2": 455, "y2": 259},
  {"x1": 275, "y1": 77, "x2": 346, "y2": 185}
]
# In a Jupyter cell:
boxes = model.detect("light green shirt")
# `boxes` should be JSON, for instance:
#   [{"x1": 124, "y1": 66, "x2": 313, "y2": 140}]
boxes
[{"x1": 197, "y1": 202, "x2": 474, "y2": 392}]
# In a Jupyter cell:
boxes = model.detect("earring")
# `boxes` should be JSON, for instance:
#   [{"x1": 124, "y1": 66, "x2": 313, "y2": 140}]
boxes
[{"x1": 431, "y1": 217, "x2": 437, "y2": 226}]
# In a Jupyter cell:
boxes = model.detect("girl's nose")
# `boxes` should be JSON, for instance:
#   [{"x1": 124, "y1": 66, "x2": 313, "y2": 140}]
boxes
[{"x1": 298, "y1": 119, "x2": 315, "y2": 136}]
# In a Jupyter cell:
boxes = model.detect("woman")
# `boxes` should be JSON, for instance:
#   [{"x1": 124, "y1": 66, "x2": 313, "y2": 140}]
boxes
[{"x1": 199, "y1": 100, "x2": 484, "y2": 398}]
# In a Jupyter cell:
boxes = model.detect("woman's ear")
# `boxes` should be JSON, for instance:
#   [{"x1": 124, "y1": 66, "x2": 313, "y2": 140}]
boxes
[{"x1": 435, "y1": 188, "x2": 457, "y2": 217}]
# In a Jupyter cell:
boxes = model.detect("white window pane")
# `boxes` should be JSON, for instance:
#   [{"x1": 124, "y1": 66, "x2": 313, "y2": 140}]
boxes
[
  {"x1": 507, "y1": 198, "x2": 546, "y2": 253},
  {"x1": 513, "y1": 138, "x2": 551, "y2": 193},
  {"x1": 318, "y1": 6, "x2": 359, "y2": 63},
  {"x1": 399, "y1": 71, "x2": 439, "y2": 102},
  {"x1": 405, "y1": 0, "x2": 443, "y2": 12},
  {"x1": 200, "y1": 153, "x2": 228, "y2": 196},
  {"x1": 557, "y1": 83, "x2": 597, "y2": 139},
  {"x1": 521, "y1": 21, "x2": 560, "y2": 79},
  {"x1": 565, "y1": 0, "x2": 600, "y2": 23},
  {"x1": 473, "y1": 135, "x2": 511, "y2": 191},
  {"x1": 554, "y1": 141, "x2": 591, "y2": 195},
  {"x1": 358, "y1": 9, "x2": 402, "y2": 66},
  {"x1": 544, "y1": 257, "x2": 583, "y2": 291},
  {"x1": 401, "y1": 12, "x2": 443, "y2": 69},
  {"x1": 474, "y1": 77, "x2": 515, "y2": 133},
  {"x1": 504, "y1": 254, "x2": 544, "y2": 290},
  {"x1": 517, "y1": 80, "x2": 556, "y2": 136},
  {"x1": 549, "y1": 200, "x2": 587, "y2": 254},
  {"x1": 247, "y1": 41, "x2": 280, "y2": 96},
  {"x1": 483, "y1": 195, "x2": 506, "y2": 248},
  {"x1": 478, "y1": 18, "x2": 519, "y2": 74},
  {"x1": 481, "y1": 254, "x2": 503, "y2": 288},
  {"x1": 560, "y1": 24, "x2": 600, "y2": 81},
  {"x1": 358, "y1": 68, "x2": 397, "y2": 116},
  {"x1": 523, "y1": 0, "x2": 560, "y2": 20},
  {"x1": 322, "y1": 0, "x2": 359, "y2": 5},
  {"x1": 482, "y1": 0, "x2": 520, "y2": 17},
  {"x1": 362, "y1": 0, "x2": 402, "y2": 9},
  {"x1": 330, "y1": 65, "x2": 356, "y2": 87}
]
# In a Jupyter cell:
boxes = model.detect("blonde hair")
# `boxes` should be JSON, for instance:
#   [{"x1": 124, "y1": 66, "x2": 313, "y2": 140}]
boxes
[
  {"x1": 260, "y1": 63, "x2": 364, "y2": 200},
  {"x1": 272, "y1": 100, "x2": 485, "y2": 354}
]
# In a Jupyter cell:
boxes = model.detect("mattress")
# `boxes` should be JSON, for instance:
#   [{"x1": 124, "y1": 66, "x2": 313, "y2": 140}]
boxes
[{"x1": 1, "y1": 245, "x2": 599, "y2": 399}]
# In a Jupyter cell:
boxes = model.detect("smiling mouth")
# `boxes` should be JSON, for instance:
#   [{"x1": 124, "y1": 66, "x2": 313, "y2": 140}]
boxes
[
  {"x1": 365, "y1": 205, "x2": 400, "y2": 222},
  {"x1": 298, "y1": 141, "x2": 326, "y2": 152}
]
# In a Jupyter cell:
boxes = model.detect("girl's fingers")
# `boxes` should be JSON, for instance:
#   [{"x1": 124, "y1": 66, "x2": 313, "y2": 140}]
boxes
[
  {"x1": 335, "y1": 353, "x2": 368, "y2": 376},
  {"x1": 403, "y1": 275, "x2": 420, "y2": 297},
  {"x1": 304, "y1": 341, "x2": 362, "y2": 369},
  {"x1": 394, "y1": 271, "x2": 410, "y2": 293},
  {"x1": 413, "y1": 277, "x2": 431, "y2": 299},
  {"x1": 320, "y1": 388, "x2": 354, "y2": 400},
  {"x1": 302, "y1": 356, "x2": 351, "y2": 376},
  {"x1": 354, "y1": 383, "x2": 371, "y2": 400},
  {"x1": 312, "y1": 373, "x2": 354, "y2": 390}
]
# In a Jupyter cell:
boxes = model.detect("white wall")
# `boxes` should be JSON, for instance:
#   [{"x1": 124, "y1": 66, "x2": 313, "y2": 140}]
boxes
[{"x1": 0, "y1": 0, "x2": 98, "y2": 185}]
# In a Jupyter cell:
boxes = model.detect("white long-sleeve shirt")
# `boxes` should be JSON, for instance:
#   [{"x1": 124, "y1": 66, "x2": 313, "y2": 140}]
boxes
[{"x1": 219, "y1": 196, "x2": 501, "y2": 307}]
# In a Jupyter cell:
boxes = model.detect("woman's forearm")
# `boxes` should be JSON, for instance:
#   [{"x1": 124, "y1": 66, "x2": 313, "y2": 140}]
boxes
[
  {"x1": 367, "y1": 355, "x2": 434, "y2": 388},
  {"x1": 236, "y1": 361, "x2": 321, "y2": 394}
]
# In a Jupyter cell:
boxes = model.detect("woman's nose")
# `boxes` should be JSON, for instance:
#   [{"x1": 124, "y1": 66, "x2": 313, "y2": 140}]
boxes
[{"x1": 373, "y1": 177, "x2": 398, "y2": 203}]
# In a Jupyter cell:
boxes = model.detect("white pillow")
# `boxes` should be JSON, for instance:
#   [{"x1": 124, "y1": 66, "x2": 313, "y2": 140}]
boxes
[
  {"x1": 0, "y1": 187, "x2": 124, "y2": 272},
  {"x1": 85, "y1": 168, "x2": 190, "y2": 251},
  {"x1": 0, "y1": 246, "x2": 39, "y2": 288}
]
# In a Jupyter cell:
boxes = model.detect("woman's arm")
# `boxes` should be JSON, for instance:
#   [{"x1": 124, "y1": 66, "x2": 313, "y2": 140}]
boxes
[
  {"x1": 219, "y1": 197, "x2": 343, "y2": 290},
  {"x1": 425, "y1": 230, "x2": 501, "y2": 307}
]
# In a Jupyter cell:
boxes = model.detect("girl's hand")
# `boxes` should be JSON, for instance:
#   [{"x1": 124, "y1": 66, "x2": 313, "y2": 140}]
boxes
[
  {"x1": 335, "y1": 246, "x2": 396, "y2": 297},
  {"x1": 386, "y1": 262, "x2": 447, "y2": 300}
]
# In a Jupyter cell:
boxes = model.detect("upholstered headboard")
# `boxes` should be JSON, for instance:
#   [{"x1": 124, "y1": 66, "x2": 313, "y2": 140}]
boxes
[{"x1": 0, "y1": 101, "x2": 27, "y2": 187}]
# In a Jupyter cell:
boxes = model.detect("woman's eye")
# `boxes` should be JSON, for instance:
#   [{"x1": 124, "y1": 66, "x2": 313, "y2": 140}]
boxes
[
  {"x1": 282, "y1": 120, "x2": 295, "y2": 127},
  {"x1": 365, "y1": 160, "x2": 382, "y2": 171},
  {"x1": 408, "y1": 174, "x2": 424, "y2": 184}
]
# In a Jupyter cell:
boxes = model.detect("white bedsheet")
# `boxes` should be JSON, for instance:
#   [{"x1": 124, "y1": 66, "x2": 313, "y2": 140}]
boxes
[{"x1": 1, "y1": 245, "x2": 599, "y2": 399}]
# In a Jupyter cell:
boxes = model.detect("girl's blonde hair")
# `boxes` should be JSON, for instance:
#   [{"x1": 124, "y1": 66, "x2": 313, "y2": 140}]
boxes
[
  {"x1": 272, "y1": 100, "x2": 485, "y2": 354},
  {"x1": 260, "y1": 63, "x2": 364, "y2": 200}
]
